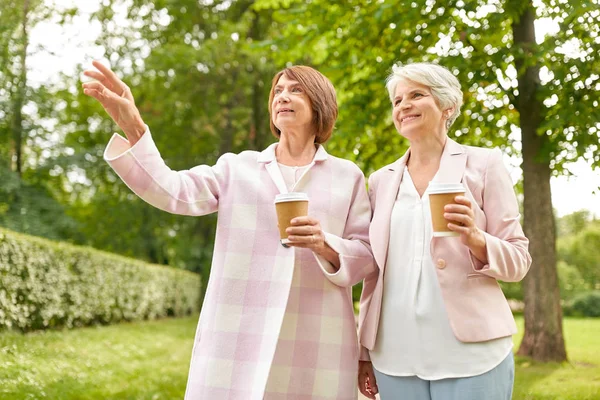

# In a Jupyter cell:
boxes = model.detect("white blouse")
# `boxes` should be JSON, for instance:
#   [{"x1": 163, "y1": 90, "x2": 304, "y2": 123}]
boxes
[
  {"x1": 278, "y1": 162, "x2": 312, "y2": 192},
  {"x1": 370, "y1": 169, "x2": 513, "y2": 380}
]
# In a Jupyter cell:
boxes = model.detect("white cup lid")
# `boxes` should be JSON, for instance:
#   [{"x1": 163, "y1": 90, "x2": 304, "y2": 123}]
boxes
[
  {"x1": 274, "y1": 192, "x2": 309, "y2": 203},
  {"x1": 427, "y1": 182, "x2": 465, "y2": 195}
]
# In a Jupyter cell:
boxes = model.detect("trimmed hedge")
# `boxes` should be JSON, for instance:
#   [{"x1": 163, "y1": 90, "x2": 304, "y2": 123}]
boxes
[{"x1": 0, "y1": 228, "x2": 201, "y2": 331}]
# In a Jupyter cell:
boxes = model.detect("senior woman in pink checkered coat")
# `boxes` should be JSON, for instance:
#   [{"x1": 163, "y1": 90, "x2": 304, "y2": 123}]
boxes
[{"x1": 82, "y1": 61, "x2": 375, "y2": 400}]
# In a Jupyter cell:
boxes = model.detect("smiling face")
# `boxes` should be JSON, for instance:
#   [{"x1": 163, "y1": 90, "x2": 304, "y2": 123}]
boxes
[
  {"x1": 271, "y1": 74, "x2": 314, "y2": 136},
  {"x1": 392, "y1": 79, "x2": 449, "y2": 141}
]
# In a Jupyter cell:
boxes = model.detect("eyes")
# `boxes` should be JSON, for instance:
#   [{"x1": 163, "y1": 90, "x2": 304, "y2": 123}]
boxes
[
  {"x1": 274, "y1": 86, "x2": 303, "y2": 95},
  {"x1": 394, "y1": 92, "x2": 424, "y2": 106}
]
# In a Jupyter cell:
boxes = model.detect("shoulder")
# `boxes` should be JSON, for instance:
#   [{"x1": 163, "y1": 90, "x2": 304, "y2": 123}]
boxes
[
  {"x1": 368, "y1": 160, "x2": 398, "y2": 186},
  {"x1": 326, "y1": 154, "x2": 365, "y2": 178},
  {"x1": 217, "y1": 149, "x2": 260, "y2": 165},
  {"x1": 463, "y1": 145, "x2": 503, "y2": 175}
]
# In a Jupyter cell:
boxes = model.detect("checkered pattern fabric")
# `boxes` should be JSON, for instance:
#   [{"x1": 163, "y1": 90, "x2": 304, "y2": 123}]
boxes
[{"x1": 104, "y1": 130, "x2": 376, "y2": 400}]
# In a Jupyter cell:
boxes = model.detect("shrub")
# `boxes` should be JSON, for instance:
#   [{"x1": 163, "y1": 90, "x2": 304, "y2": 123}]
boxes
[
  {"x1": 563, "y1": 291, "x2": 600, "y2": 318},
  {"x1": 0, "y1": 228, "x2": 201, "y2": 331}
]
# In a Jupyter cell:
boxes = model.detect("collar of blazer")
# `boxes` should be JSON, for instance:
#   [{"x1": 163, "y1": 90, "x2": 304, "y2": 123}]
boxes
[
  {"x1": 370, "y1": 137, "x2": 468, "y2": 271},
  {"x1": 257, "y1": 142, "x2": 328, "y2": 194},
  {"x1": 256, "y1": 142, "x2": 329, "y2": 163}
]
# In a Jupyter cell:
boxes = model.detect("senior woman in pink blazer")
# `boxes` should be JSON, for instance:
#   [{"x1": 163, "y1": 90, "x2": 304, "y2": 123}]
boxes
[
  {"x1": 357, "y1": 62, "x2": 531, "y2": 400},
  {"x1": 82, "y1": 61, "x2": 375, "y2": 399}
]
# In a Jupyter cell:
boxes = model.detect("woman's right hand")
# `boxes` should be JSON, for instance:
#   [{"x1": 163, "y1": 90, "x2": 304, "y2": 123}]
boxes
[
  {"x1": 82, "y1": 60, "x2": 146, "y2": 144},
  {"x1": 358, "y1": 360, "x2": 379, "y2": 399}
]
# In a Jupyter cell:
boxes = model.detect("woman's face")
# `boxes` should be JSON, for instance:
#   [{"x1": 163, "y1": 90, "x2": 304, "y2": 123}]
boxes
[
  {"x1": 392, "y1": 79, "x2": 447, "y2": 140},
  {"x1": 271, "y1": 74, "x2": 314, "y2": 135}
]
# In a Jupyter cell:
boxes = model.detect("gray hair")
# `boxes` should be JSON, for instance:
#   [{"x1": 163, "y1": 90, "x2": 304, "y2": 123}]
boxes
[{"x1": 386, "y1": 62, "x2": 463, "y2": 129}]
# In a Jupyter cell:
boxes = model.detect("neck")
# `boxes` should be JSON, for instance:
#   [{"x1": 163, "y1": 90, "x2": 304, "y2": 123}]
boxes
[
  {"x1": 276, "y1": 129, "x2": 317, "y2": 166},
  {"x1": 408, "y1": 133, "x2": 447, "y2": 167}
]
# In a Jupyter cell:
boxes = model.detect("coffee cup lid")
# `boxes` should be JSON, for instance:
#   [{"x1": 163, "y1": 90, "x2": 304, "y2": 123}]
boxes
[
  {"x1": 274, "y1": 192, "x2": 309, "y2": 203},
  {"x1": 427, "y1": 182, "x2": 465, "y2": 195}
]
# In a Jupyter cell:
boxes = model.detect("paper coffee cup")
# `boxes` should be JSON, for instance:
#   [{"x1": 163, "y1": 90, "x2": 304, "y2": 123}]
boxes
[
  {"x1": 274, "y1": 192, "x2": 309, "y2": 245},
  {"x1": 428, "y1": 182, "x2": 465, "y2": 237}
]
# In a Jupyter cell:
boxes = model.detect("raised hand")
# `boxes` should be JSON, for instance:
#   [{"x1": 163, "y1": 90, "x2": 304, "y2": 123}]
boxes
[{"x1": 82, "y1": 60, "x2": 146, "y2": 144}]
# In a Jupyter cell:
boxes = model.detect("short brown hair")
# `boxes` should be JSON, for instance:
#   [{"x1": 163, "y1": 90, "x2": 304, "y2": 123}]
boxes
[{"x1": 268, "y1": 66, "x2": 338, "y2": 144}]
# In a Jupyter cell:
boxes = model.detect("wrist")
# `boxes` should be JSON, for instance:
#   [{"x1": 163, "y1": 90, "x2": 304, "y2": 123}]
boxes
[
  {"x1": 468, "y1": 229, "x2": 488, "y2": 263},
  {"x1": 124, "y1": 117, "x2": 146, "y2": 144}
]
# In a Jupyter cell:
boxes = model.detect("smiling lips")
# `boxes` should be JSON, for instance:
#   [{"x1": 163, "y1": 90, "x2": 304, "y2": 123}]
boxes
[
  {"x1": 401, "y1": 114, "x2": 420, "y2": 123},
  {"x1": 278, "y1": 108, "x2": 294, "y2": 114}
]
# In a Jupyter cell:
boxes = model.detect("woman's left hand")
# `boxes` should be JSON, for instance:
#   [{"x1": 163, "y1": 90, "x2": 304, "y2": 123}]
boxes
[
  {"x1": 286, "y1": 216, "x2": 327, "y2": 252},
  {"x1": 444, "y1": 196, "x2": 488, "y2": 263},
  {"x1": 286, "y1": 216, "x2": 341, "y2": 269}
]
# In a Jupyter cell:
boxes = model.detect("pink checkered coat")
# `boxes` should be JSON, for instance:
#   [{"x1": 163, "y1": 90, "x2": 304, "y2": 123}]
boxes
[{"x1": 104, "y1": 130, "x2": 376, "y2": 400}]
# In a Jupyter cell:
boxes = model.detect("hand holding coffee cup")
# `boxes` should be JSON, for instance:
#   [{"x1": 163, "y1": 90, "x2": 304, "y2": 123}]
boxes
[
  {"x1": 428, "y1": 182, "x2": 466, "y2": 237},
  {"x1": 429, "y1": 182, "x2": 486, "y2": 249},
  {"x1": 274, "y1": 193, "x2": 309, "y2": 247},
  {"x1": 285, "y1": 216, "x2": 326, "y2": 252},
  {"x1": 443, "y1": 195, "x2": 486, "y2": 250}
]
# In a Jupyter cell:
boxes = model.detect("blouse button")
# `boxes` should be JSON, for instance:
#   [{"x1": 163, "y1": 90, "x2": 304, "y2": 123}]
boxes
[{"x1": 436, "y1": 259, "x2": 447, "y2": 269}]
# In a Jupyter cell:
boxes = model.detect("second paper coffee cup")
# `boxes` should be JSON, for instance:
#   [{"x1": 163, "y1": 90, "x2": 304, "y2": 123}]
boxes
[
  {"x1": 428, "y1": 182, "x2": 465, "y2": 237},
  {"x1": 274, "y1": 192, "x2": 309, "y2": 245}
]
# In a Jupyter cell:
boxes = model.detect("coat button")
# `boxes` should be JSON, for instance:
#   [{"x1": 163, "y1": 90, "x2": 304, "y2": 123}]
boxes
[{"x1": 436, "y1": 259, "x2": 446, "y2": 269}]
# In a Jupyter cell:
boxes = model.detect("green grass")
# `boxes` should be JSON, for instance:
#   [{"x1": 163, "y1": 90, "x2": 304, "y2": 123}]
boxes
[
  {"x1": 0, "y1": 317, "x2": 198, "y2": 399},
  {"x1": 512, "y1": 317, "x2": 600, "y2": 400},
  {"x1": 0, "y1": 316, "x2": 598, "y2": 399}
]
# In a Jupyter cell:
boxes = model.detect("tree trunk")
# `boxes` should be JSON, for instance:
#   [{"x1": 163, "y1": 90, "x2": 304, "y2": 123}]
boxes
[
  {"x1": 10, "y1": 0, "x2": 29, "y2": 176},
  {"x1": 512, "y1": 0, "x2": 567, "y2": 362}
]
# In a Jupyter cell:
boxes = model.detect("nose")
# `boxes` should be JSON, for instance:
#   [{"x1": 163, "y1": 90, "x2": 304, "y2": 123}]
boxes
[
  {"x1": 278, "y1": 92, "x2": 290, "y2": 103},
  {"x1": 400, "y1": 98, "x2": 412, "y2": 109}
]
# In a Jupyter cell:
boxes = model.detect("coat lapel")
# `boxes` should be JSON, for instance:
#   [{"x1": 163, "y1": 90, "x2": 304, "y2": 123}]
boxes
[
  {"x1": 371, "y1": 150, "x2": 409, "y2": 272},
  {"x1": 257, "y1": 142, "x2": 328, "y2": 195},
  {"x1": 258, "y1": 143, "x2": 288, "y2": 194},
  {"x1": 433, "y1": 138, "x2": 467, "y2": 184}
]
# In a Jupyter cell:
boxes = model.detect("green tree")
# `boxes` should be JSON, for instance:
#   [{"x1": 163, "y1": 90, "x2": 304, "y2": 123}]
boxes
[{"x1": 0, "y1": 0, "x2": 80, "y2": 239}]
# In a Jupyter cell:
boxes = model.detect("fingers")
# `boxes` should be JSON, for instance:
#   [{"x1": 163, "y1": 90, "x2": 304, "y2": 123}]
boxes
[
  {"x1": 358, "y1": 361, "x2": 378, "y2": 399},
  {"x1": 452, "y1": 195, "x2": 472, "y2": 207},
  {"x1": 357, "y1": 374, "x2": 377, "y2": 399},
  {"x1": 443, "y1": 212, "x2": 471, "y2": 226},
  {"x1": 286, "y1": 216, "x2": 322, "y2": 244},
  {"x1": 91, "y1": 60, "x2": 126, "y2": 94},
  {"x1": 444, "y1": 203, "x2": 471, "y2": 215},
  {"x1": 286, "y1": 234, "x2": 321, "y2": 246},
  {"x1": 357, "y1": 373, "x2": 372, "y2": 399},
  {"x1": 367, "y1": 370, "x2": 379, "y2": 395},
  {"x1": 444, "y1": 201, "x2": 473, "y2": 228},
  {"x1": 82, "y1": 81, "x2": 110, "y2": 102},
  {"x1": 290, "y1": 216, "x2": 319, "y2": 226},
  {"x1": 286, "y1": 224, "x2": 319, "y2": 236},
  {"x1": 82, "y1": 70, "x2": 108, "y2": 84}
]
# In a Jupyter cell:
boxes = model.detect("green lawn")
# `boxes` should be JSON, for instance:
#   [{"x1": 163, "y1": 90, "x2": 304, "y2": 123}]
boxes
[
  {"x1": 512, "y1": 317, "x2": 600, "y2": 400},
  {"x1": 0, "y1": 316, "x2": 598, "y2": 399},
  {"x1": 0, "y1": 317, "x2": 197, "y2": 399}
]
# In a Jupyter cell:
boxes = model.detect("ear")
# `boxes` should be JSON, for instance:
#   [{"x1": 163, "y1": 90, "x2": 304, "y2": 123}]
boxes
[{"x1": 444, "y1": 108, "x2": 455, "y2": 119}]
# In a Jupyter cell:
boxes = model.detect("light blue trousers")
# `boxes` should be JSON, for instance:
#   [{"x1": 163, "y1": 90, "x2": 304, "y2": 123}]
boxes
[{"x1": 373, "y1": 352, "x2": 514, "y2": 400}]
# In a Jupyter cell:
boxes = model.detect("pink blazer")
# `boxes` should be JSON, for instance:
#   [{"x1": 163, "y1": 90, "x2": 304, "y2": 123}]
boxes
[{"x1": 358, "y1": 138, "x2": 531, "y2": 360}]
